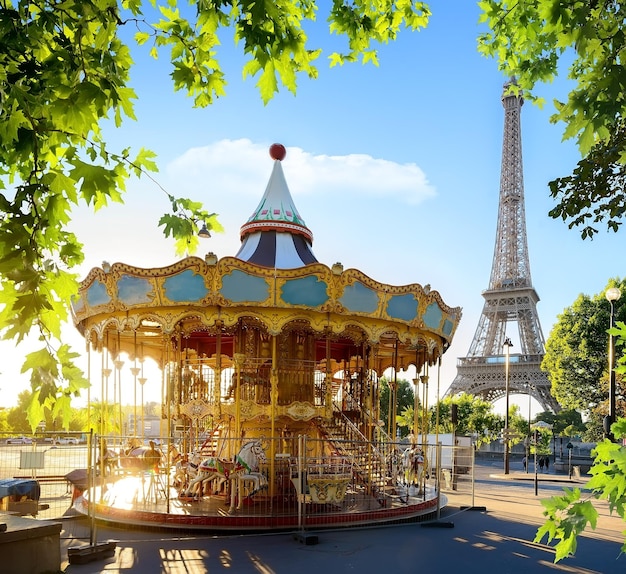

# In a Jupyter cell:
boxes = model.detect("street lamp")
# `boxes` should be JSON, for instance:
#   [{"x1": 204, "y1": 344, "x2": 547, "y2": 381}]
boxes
[
  {"x1": 525, "y1": 382, "x2": 533, "y2": 474},
  {"x1": 503, "y1": 337, "x2": 513, "y2": 475},
  {"x1": 605, "y1": 287, "x2": 621, "y2": 441},
  {"x1": 566, "y1": 441, "x2": 573, "y2": 479}
]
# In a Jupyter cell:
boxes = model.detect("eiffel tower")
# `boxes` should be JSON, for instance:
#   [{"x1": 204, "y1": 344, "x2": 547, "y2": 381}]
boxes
[{"x1": 446, "y1": 79, "x2": 560, "y2": 414}]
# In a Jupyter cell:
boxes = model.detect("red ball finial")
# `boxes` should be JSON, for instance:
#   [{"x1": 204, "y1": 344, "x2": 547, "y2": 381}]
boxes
[{"x1": 269, "y1": 143, "x2": 286, "y2": 161}]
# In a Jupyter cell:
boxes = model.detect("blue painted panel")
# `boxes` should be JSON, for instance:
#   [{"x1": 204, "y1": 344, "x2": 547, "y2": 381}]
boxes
[
  {"x1": 386, "y1": 294, "x2": 418, "y2": 321},
  {"x1": 442, "y1": 318, "x2": 454, "y2": 337},
  {"x1": 163, "y1": 270, "x2": 208, "y2": 302},
  {"x1": 340, "y1": 281, "x2": 379, "y2": 313},
  {"x1": 71, "y1": 295, "x2": 84, "y2": 314},
  {"x1": 281, "y1": 276, "x2": 329, "y2": 307},
  {"x1": 423, "y1": 302, "x2": 443, "y2": 330},
  {"x1": 86, "y1": 280, "x2": 110, "y2": 307},
  {"x1": 118, "y1": 275, "x2": 153, "y2": 305},
  {"x1": 221, "y1": 270, "x2": 269, "y2": 303}
]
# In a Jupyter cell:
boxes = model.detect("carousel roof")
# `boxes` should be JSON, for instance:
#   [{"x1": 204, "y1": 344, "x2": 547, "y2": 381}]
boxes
[
  {"x1": 235, "y1": 144, "x2": 318, "y2": 269},
  {"x1": 72, "y1": 143, "x2": 462, "y2": 369}
]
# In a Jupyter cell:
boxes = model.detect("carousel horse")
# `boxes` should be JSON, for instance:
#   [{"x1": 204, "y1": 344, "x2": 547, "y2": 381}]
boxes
[
  {"x1": 172, "y1": 450, "x2": 204, "y2": 493},
  {"x1": 97, "y1": 447, "x2": 120, "y2": 476},
  {"x1": 168, "y1": 444, "x2": 191, "y2": 489},
  {"x1": 401, "y1": 446, "x2": 425, "y2": 489},
  {"x1": 386, "y1": 449, "x2": 402, "y2": 485},
  {"x1": 180, "y1": 441, "x2": 268, "y2": 511},
  {"x1": 119, "y1": 440, "x2": 163, "y2": 474},
  {"x1": 228, "y1": 441, "x2": 268, "y2": 512}
]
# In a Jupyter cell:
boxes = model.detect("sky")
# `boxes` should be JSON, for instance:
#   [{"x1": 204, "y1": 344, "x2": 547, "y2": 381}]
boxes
[{"x1": 0, "y1": 3, "x2": 623, "y2": 418}]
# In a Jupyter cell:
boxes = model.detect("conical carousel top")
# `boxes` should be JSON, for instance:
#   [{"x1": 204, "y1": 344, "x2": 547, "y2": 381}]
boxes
[
  {"x1": 72, "y1": 145, "x2": 461, "y2": 421},
  {"x1": 236, "y1": 143, "x2": 317, "y2": 268}
]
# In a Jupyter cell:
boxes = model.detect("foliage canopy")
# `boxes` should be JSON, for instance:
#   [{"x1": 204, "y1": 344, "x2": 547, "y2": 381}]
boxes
[
  {"x1": 478, "y1": 0, "x2": 626, "y2": 238},
  {"x1": 541, "y1": 278, "x2": 626, "y2": 425},
  {"x1": 0, "y1": 0, "x2": 429, "y2": 429}
]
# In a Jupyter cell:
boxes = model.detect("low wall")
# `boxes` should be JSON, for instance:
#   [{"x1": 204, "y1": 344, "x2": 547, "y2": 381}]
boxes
[{"x1": 0, "y1": 514, "x2": 61, "y2": 574}]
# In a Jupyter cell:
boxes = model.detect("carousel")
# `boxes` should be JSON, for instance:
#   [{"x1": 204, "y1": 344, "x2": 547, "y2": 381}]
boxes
[{"x1": 71, "y1": 144, "x2": 462, "y2": 530}]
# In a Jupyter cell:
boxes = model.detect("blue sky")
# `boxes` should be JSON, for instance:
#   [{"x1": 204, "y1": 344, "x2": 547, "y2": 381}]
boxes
[{"x1": 0, "y1": 3, "x2": 622, "y2": 417}]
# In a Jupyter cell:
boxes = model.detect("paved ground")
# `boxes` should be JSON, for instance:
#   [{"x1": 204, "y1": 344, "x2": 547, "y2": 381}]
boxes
[{"x1": 58, "y1": 460, "x2": 625, "y2": 573}]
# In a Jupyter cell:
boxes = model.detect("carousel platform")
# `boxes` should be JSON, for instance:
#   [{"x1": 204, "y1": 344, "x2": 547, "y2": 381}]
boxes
[{"x1": 75, "y1": 474, "x2": 443, "y2": 532}]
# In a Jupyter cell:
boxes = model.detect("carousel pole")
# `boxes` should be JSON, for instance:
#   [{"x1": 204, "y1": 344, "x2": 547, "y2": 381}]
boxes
[
  {"x1": 138, "y1": 343, "x2": 146, "y2": 442},
  {"x1": 165, "y1": 338, "x2": 172, "y2": 515},
  {"x1": 130, "y1": 331, "x2": 140, "y2": 438},
  {"x1": 435, "y1": 356, "x2": 442, "y2": 518},
  {"x1": 390, "y1": 340, "x2": 399, "y2": 441},
  {"x1": 412, "y1": 348, "x2": 420, "y2": 446},
  {"x1": 87, "y1": 337, "x2": 91, "y2": 435},
  {"x1": 270, "y1": 335, "x2": 278, "y2": 500},
  {"x1": 325, "y1": 330, "x2": 333, "y2": 420},
  {"x1": 114, "y1": 356, "x2": 124, "y2": 438},
  {"x1": 101, "y1": 339, "x2": 111, "y2": 504},
  {"x1": 114, "y1": 331, "x2": 124, "y2": 438},
  {"x1": 421, "y1": 364, "x2": 429, "y2": 498},
  {"x1": 233, "y1": 353, "x2": 245, "y2": 443}
]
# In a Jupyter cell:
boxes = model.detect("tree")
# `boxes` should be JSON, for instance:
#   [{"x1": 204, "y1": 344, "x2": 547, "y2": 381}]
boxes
[
  {"x1": 379, "y1": 378, "x2": 415, "y2": 436},
  {"x1": 535, "y1": 409, "x2": 585, "y2": 438},
  {"x1": 542, "y1": 278, "x2": 626, "y2": 425},
  {"x1": 478, "y1": 1, "x2": 626, "y2": 238},
  {"x1": 0, "y1": 0, "x2": 429, "y2": 429},
  {"x1": 536, "y1": 309, "x2": 626, "y2": 562},
  {"x1": 436, "y1": 393, "x2": 502, "y2": 447},
  {"x1": 536, "y1": 418, "x2": 626, "y2": 562}
]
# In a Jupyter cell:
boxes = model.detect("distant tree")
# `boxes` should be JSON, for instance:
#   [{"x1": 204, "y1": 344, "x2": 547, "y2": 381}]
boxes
[
  {"x1": 395, "y1": 405, "x2": 417, "y2": 439},
  {"x1": 535, "y1": 410, "x2": 585, "y2": 439},
  {"x1": 0, "y1": 409, "x2": 9, "y2": 432},
  {"x1": 87, "y1": 401, "x2": 122, "y2": 436},
  {"x1": 509, "y1": 404, "x2": 530, "y2": 447},
  {"x1": 436, "y1": 393, "x2": 502, "y2": 447},
  {"x1": 542, "y1": 278, "x2": 626, "y2": 421},
  {"x1": 479, "y1": 2, "x2": 626, "y2": 238},
  {"x1": 6, "y1": 391, "x2": 33, "y2": 433},
  {"x1": 379, "y1": 379, "x2": 414, "y2": 436}
]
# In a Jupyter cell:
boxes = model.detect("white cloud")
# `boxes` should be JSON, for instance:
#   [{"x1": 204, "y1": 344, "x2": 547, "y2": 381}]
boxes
[{"x1": 167, "y1": 139, "x2": 436, "y2": 205}]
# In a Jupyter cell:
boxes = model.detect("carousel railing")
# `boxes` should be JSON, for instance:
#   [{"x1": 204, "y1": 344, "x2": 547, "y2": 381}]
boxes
[{"x1": 0, "y1": 430, "x2": 476, "y2": 529}]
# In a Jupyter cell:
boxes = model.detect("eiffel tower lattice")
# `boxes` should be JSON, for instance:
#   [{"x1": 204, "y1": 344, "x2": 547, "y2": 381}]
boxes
[{"x1": 446, "y1": 80, "x2": 560, "y2": 414}]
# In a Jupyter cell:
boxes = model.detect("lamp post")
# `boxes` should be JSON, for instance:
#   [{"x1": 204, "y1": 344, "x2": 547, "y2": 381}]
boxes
[
  {"x1": 526, "y1": 382, "x2": 533, "y2": 474},
  {"x1": 605, "y1": 287, "x2": 621, "y2": 441},
  {"x1": 567, "y1": 441, "x2": 573, "y2": 479},
  {"x1": 503, "y1": 337, "x2": 513, "y2": 475}
]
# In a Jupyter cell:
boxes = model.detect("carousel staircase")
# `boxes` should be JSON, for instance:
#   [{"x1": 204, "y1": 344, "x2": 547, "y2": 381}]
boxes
[
  {"x1": 314, "y1": 406, "x2": 391, "y2": 502},
  {"x1": 197, "y1": 424, "x2": 224, "y2": 457}
]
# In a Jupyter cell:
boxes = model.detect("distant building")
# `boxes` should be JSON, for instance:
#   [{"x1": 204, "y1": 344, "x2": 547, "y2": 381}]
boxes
[{"x1": 127, "y1": 414, "x2": 162, "y2": 439}]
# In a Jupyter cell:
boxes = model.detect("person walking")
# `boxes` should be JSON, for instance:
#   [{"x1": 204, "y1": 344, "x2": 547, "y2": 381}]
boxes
[
  {"x1": 538, "y1": 456, "x2": 545, "y2": 472},
  {"x1": 522, "y1": 456, "x2": 527, "y2": 471},
  {"x1": 545, "y1": 456, "x2": 550, "y2": 472}
]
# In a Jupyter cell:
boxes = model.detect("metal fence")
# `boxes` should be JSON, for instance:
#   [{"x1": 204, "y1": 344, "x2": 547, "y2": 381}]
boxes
[
  {"x1": 0, "y1": 431, "x2": 91, "y2": 521},
  {"x1": 0, "y1": 432, "x2": 475, "y2": 531}
]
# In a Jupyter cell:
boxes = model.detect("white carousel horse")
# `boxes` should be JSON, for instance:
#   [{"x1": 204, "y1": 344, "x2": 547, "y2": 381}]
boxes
[
  {"x1": 228, "y1": 440, "x2": 268, "y2": 513},
  {"x1": 401, "y1": 446, "x2": 425, "y2": 489},
  {"x1": 169, "y1": 445, "x2": 188, "y2": 489},
  {"x1": 175, "y1": 450, "x2": 223, "y2": 497},
  {"x1": 386, "y1": 449, "x2": 403, "y2": 484},
  {"x1": 179, "y1": 449, "x2": 228, "y2": 500},
  {"x1": 180, "y1": 441, "x2": 268, "y2": 512}
]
